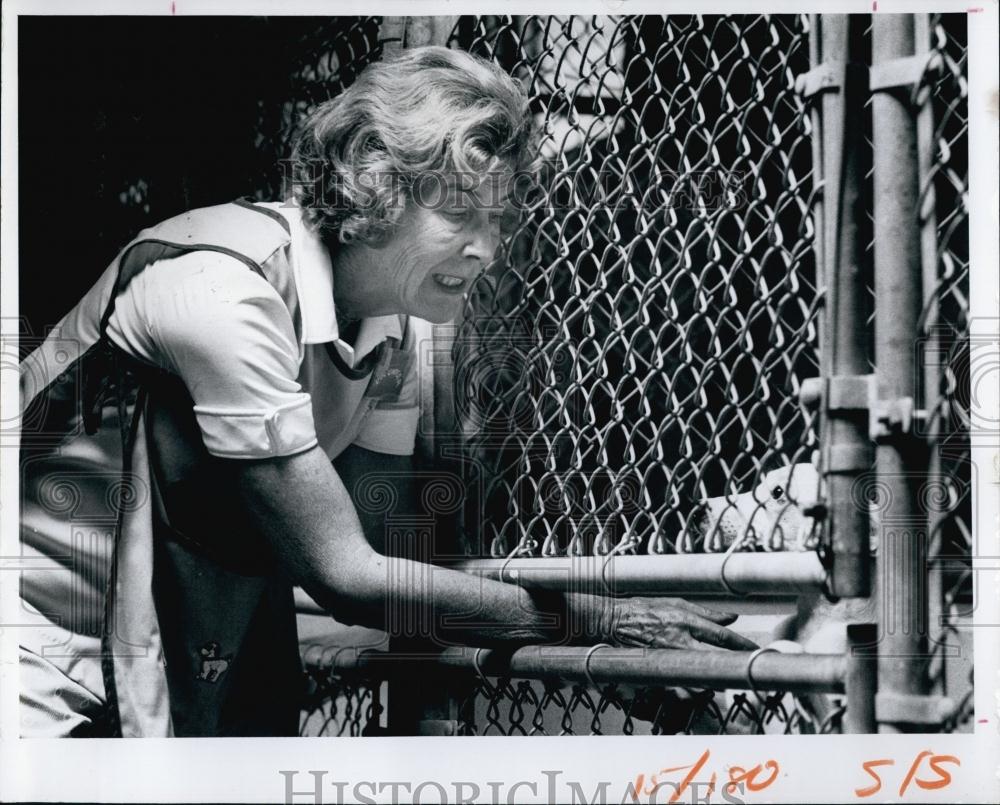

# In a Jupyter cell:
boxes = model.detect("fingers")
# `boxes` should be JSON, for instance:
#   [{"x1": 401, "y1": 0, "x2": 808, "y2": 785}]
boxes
[
  {"x1": 684, "y1": 617, "x2": 760, "y2": 651},
  {"x1": 617, "y1": 598, "x2": 757, "y2": 651}
]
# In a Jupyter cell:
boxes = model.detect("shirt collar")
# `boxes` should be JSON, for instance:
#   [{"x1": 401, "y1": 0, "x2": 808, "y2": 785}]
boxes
[{"x1": 261, "y1": 201, "x2": 402, "y2": 367}]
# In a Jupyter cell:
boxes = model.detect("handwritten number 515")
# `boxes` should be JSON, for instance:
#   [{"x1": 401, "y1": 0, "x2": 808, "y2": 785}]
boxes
[{"x1": 855, "y1": 751, "x2": 960, "y2": 798}]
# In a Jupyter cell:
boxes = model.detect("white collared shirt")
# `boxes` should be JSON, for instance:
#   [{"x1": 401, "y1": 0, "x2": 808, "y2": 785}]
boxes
[
  {"x1": 103, "y1": 202, "x2": 419, "y2": 459},
  {"x1": 259, "y1": 200, "x2": 403, "y2": 363}
]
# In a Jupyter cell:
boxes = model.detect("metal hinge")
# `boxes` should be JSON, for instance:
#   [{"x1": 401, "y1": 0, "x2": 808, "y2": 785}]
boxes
[
  {"x1": 797, "y1": 54, "x2": 942, "y2": 102},
  {"x1": 869, "y1": 52, "x2": 944, "y2": 96},
  {"x1": 794, "y1": 60, "x2": 869, "y2": 99},
  {"x1": 876, "y1": 692, "x2": 955, "y2": 728},
  {"x1": 871, "y1": 395, "x2": 928, "y2": 440},
  {"x1": 799, "y1": 375, "x2": 928, "y2": 443},
  {"x1": 795, "y1": 60, "x2": 846, "y2": 97}
]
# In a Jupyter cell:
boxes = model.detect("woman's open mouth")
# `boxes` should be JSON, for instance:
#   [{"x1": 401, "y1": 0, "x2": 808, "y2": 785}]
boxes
[{"x1": 432, "y1": 273, "x2": 467, "y2": 294}]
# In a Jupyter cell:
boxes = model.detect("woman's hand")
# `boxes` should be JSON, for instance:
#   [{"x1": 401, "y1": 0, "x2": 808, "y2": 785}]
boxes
[{"x1": 609, "y1": 597, "x2": 759, "y2": 651}]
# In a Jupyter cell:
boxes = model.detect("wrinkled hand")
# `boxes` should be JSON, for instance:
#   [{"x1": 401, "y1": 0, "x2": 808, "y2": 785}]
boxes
[{"x1": 610, "y1": 597, "x2": 759, "y2": 651}]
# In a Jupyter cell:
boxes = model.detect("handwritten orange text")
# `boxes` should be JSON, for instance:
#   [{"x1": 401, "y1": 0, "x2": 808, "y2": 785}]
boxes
[
  {"x1": 854, "y1": 751, "x2": 960, "y2": 798},
  {"x1": 629, "y1": 750, "x2": 780, "y2": 804}
]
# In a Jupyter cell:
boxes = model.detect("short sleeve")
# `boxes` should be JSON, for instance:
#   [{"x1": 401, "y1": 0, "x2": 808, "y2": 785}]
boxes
[
  {"x1": 107, "y1": 251, "x2": 318, "y2": 459},
  {"x1": 351, "y1": 329, "x2": 420, "y2": 457}
]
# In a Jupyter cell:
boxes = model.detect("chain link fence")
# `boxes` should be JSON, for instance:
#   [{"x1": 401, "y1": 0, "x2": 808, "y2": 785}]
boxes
[
  {"x1": 919, "y1": 12, "x2": 973, "y2": 727},
  {"x1": 300, "y1": 667, "x2": 385, "y2": 737},
  {"x1": 455, "y1": 678, "x2": 845, "y2": 736},
  {"x1": 297, "y1": 13, "x2": 971, "y2": 738},
  {"x1": 452, "y1": 15, "x2": 820, "y2": 561},
  {"x1": 441, "y1": 13, "x2": 828, "y2": 736},
  {"x1": 21, "y1": 13, "x2": 969, "y2": 738},
  {"x1": 250, "y1": 17, "x2": 385, "y2": 203},
  {"x1": 298, "y1": 649, "x2": 850, "y2": 737}
]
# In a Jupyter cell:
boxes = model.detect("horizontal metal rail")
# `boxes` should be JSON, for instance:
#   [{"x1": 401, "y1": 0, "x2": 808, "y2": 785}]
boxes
[
  {"x1": 293, "y1": 554, "x2": 825, "y2": 619},
  {"x1": 319, "y1": 646, "x2": 846, "y2": 695},
  {"x1": 295, "y1": 554, "x2": 824, "y2": 623},
  {"x1": 294, "y1": 588, "x2": 801, "y2": 620},
  {"x1": 444, "y1": 552, "x2": 827, "y2": 596}
]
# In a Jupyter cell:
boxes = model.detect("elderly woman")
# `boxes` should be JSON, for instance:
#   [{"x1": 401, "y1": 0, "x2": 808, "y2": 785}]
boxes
[{"x1": 18, "y1": 46, "x2": 753, "y2": 738}]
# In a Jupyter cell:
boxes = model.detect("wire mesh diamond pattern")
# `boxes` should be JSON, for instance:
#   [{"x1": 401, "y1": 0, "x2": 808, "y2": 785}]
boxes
[
  {"x1": 917, "y1": 14, "x2": 972, "y2": 728},
  {"x1": 300, "y1": 668, "x2": 385, "y2": 737},
  {"x1": 271, "y1": 14, "x2": 972, "y2": 737},
  {"x1": 450, "y1": 15, "x2": 820, "y2": 561},
  {"x1": 455, "y1": 678, "x2": 845, "y2": 736}
]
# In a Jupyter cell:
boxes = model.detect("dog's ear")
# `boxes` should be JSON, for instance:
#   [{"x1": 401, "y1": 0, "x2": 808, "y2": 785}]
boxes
[{"x1": 758, "y1": 453, "x2": 789, "y2": 476}]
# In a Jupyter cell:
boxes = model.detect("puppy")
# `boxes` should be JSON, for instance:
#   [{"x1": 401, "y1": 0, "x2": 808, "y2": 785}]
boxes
[
  {"x1": 696, "y1": 461, "x2": 876, "y2": 651},
  {"x1": 695, "y1": 462, "x2": 823, "y2": 553},
  {"x1": 689, "y1": 461, "x2": 877, "y2": 733}
]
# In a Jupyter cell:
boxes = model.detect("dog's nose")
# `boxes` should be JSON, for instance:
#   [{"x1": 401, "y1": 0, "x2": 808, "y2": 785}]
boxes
[
  {"x1": 676, "y1": 499, "x2": 710, "y2": 551},
  {"x1": 685, "y1": 502, "x2": 710, "y2": 546},
  {"x1": 692, "y1": 498, "x2": 751, "y2": 551}
]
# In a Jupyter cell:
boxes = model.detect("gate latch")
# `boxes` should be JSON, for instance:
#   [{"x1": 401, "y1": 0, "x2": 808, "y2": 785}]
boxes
[
  {"x1": 876, "y1": 692, "x2": 955, "y2": 728},
  {"x1": 799, "y1": 375, "x2": 928, "y2": 442}
]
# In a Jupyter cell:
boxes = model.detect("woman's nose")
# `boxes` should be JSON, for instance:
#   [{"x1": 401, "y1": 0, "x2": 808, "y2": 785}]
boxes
[{"x1": 463, "y1": 214, "x2": 500, "y2": 264}]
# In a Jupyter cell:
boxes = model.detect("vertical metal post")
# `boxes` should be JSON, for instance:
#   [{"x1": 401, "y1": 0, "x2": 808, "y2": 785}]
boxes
[
  {"x1": 382, "y1": 15, "x2": 464, "y2": 736},
  {"x1": 844, "y1": 623, "x2": 878, "y2": 733},
  {"x1": 871, "y1": 13, "x2": 931, "y2": 732},
  {"x1": 818, "y1": 15, "x2": 873, "y2": 598}
]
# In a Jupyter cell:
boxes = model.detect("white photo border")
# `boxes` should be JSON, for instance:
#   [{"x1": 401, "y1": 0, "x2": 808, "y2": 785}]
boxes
[{"x1": 1, "y1": 1, "x2": 997, "y2": 803}]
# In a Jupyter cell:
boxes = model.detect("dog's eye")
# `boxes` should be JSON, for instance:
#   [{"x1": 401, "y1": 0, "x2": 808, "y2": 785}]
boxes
[{"x1": 771, "y1": 485, "x2": 784, "y2": 500}]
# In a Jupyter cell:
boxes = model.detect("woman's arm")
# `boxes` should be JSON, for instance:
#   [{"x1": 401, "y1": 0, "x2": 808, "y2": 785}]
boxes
[
  {"x1": 234, "y1": 445, "x2": 756, "y2": 650},
  {"x1": 330, "y1": 443, "x2": 421, "y2": 557}
]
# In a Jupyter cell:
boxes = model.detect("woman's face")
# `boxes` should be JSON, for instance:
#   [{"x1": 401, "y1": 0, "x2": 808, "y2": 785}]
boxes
[{"x1": 367, "y1": 171, "x2": 509, "y2": 324}]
